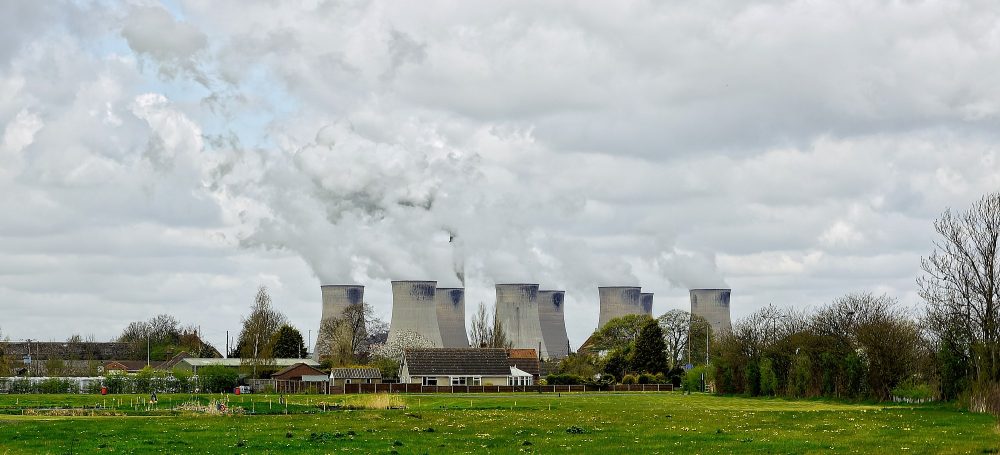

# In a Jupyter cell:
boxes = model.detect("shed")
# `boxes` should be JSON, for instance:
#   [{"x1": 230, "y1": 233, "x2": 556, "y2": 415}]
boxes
[
  {"x1": 329, "y1": 367, "x2": 383, "y2": 385},
  {"x1": 271, "y1": 363, "x2": 327, "y2": 382}
]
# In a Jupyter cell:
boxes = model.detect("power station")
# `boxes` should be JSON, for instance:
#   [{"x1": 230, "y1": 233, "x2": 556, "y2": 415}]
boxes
[
  {"x1": 435, "y1": 287, "x2": 470, "y2": 348},
  {"x1": 537, "y1": 290, "x2": 570, "y2": 358},
  {"x1": 597, "y1": 286, "x2": 643, "y2": 328},
  {"x1": 315, "y1": 284, "x2": 365, "y2": 358},
  {"x1": 495, "y1": 283, "x2": 548, "y2": 359},
  {"x1": 315, "y1": 280, "x2": 733, "y2": 361},
  {"x1": 388, "y1": 280, "x2": 444, "y2": 347},
  {"x1": 689, "y1": 288, "x2": 733, "y2": 335}
]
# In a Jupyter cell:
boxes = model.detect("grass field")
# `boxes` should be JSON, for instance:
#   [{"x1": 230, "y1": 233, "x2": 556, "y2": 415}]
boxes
[{"x1": 0, "y1": 392, "x2": 996, "y2": 454}]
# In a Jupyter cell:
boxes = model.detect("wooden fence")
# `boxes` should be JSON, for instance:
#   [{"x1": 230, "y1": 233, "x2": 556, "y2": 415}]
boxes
[{"x1": 242, "y1": 382, "x2": 674, "y2": 394}]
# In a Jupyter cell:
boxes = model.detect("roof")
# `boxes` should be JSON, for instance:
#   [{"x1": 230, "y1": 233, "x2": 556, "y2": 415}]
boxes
[
  {"x1": 271, "y1": 362, "x2": 325, "y2": 378},
  {"x1": 181, "y1": 358, "x2": 319, "y2": 367},
  {"x1": 157, "y1": 352, "x2": 191, "y2": 370},
  {"x1": 507, "y1": 349, "x2": 537, "y2": 359},
  {"x1": 330, "y1": 367, "x2": 382, "y2": 379},
  {"x1": 510, "y1": 366, "x2": 532, "y2": 377},
  {"x1": 104, "y1": 360, "x2": 161, "y2": 371},
  {"x1": 403, "y1": 348, "x2": 510, "y2": 376}
]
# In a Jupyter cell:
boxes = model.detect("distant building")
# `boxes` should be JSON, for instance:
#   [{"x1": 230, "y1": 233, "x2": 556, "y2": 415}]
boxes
[
  {"x1": 271, "y1": 363, "x2": 328, "y2": 382},
  {"x1": 400, "y1": 348, "x2": 532, "y2": 386},
  {"x1": 174, "y1": 358, "x2": 319, "y2": 375},
  {"x1": 329, "y1": 367, "x2": 383, "y2": 386},
  {"x1": 507, "y1": 348, "x2": 540, "y2": 381}
]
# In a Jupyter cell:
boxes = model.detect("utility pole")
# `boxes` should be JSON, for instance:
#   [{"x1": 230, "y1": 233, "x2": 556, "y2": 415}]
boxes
[
  {"x1": 225, "y1": 331, "x2": 229, "y2": 359},
  {"x1": 147, "y1": 336, "x2": 150, "y2": 367}
]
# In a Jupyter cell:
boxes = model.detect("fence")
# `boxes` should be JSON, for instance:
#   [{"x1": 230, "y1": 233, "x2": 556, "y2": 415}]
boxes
[
  {"x1": 246, "y1": 379, "x2": 330, "y2": 394},
  {"x1": 324, "y1": 383, "x2": 673, "y2": 394}
]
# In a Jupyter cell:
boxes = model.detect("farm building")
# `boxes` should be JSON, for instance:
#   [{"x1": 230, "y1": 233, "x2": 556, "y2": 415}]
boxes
[
  {"x1": 399, "y1": 348, "x2": 534, "y2": 386},
  {"x1": 329, "y1": 367, "x2": 382, "y2": 385}
]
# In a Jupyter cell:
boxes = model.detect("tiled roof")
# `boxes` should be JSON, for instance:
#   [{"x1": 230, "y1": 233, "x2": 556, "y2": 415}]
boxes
[
  {"x1": 271, "y1": 362, "x2": 325, "y2": 378},
  {"x1": 403, "y1": 348, "x2": 510, "y2": 376},
  {"x1": 507, "y1": 348, "x2": 537, "y2": 359},
  {"x1": 330, "y1": 367, "x2": 382, "y2": 379},
  {"x1": 508, "y1": 355, "x2": 540, "y2": 376}
]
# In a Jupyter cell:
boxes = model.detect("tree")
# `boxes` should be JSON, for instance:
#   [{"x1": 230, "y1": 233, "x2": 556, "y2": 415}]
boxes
[
  {"x1": 759, "y1": 357, "x2": 777, "y2": 396},
  {"x1": 632, "y1": 319, "x2": 668, "y2": 374},
  {"x1": 270, "y1": 324, "x2": 307, "y2": 358},
  {"x1": 688, "y1": 314, "x2": 712, "y2": 366},
  {"x1": 919, "y1": 192, "x2": 1000, "y2": 386},
  {"x1": 237, "y1": 286, "x2": 287, "y2": 377},
  {"x1": 658, "y1": 310, "x2": 690, "y2": 370},
  {"x1": 590, "y1": 314, "x2": 652, "y2": 353},
  {"x1": 197, "y1": 365, "x2": 239, "y2": 393},
  {"x1": 469, "y1": 302, "x2": 511, "y2": 348},
  {"x1": 369, "y1": 330, "x2": 434, "y2": 379},
  {"x1": 316, "y1": 302, "x2": 383, "y2": 365}
]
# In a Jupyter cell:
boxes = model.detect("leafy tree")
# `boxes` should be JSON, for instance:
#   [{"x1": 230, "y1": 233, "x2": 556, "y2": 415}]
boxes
[
  {"x1": 270, "y1": 324, "x2": 307, "y2": 358},
  {"x1": 687, "y1": 314, "x2": 712, "y2": 366},
  {"x1": 590, "y1": 314, "x2": 652, "y2": 353},
  {"x1": 317, "y1": 302, "x2": 383, "y2": 365},
  {"x1": 657, "y1": 309, "x2": 691, "y2": 370},
  {"x1": 631, "y1": 319, "x2": 668, "y2": 374},
  {"x1": 557, "y1": 352, "x2": 600, "y2": 378}
]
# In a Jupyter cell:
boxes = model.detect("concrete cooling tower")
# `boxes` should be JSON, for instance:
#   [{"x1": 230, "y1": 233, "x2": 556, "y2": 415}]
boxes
[
  {"x1": 388, "y1": 281, "x2": 444, "y2": 347},
  {"x1": 316, "y1": 284, "x2": 364, "y2": 358},
  {"x1": 537, "y1": 290, "x2": 570, "y2": 359},
  {"x1": 495, "y1": 284, "x2": 548, "y2": 358},
  {"x1": 640, "y1": 292, "x2": 654, "y2": 316},
  {"x1": 689, "y1": 288, "x2": 732, "y2": 335},
  {"x1": 597, "y1": 286, "x2": 643, "y2": 328},
  {"x1": 435, "y1": 288, "x2": 470, "y2": 348}
]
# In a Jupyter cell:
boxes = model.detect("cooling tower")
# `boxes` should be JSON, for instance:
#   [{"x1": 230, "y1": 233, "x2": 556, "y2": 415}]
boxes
[
  {"x1": 388, "y1": 281, "x2": 444, "y2": 347},
  {"x1": 689, "y1": 288, "x2": 732, "y2": 335},
  {"x1": 597, "y1": 286, "x2": 643, "y2": 328},
  {"x1": 640, "y1": 292, "x2": 654, "y2": 316},
  {"x1": 495, "y1": 283, "x2": 548, "y2": 358},
  {"x1": 435, "y1": 287, "x2": 470, "y2": 348},
  {"x1": 537, "y1": 290, "x2": 570, "y2": 359},
  {"x1": 316, "y1": 284, "x2": 364, "y2": 358}
]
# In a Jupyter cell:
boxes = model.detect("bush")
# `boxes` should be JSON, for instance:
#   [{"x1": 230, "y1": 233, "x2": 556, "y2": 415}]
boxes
[
  {"x1": 198, "y1": 366, "x2": 239, "y2": 393},
  {"x1": 621, "y1": 374, "x2": 638, "y2": 385},
  {"x1": 545, "y1": 374, "x2": 585, "y2": 385},
  {"x1": 892, "y1": 378, "x2": 934, "y2": 402},
  {"x1": 682, "y1": 366, "x2": 706, "y2": 393},
  {"x1": 654, "y1": 372, "x2": 667, "y2": 384},
  {"x1": 37, "y1": 378, "x2": 74, "y2": 394},
  {"x1": 638, "y1": 373, "x2": 654, "y2": 384}
]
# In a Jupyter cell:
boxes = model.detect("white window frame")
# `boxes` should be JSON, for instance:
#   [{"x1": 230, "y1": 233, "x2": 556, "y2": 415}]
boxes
[
  {"x1": 422, "y1": 377, "x2": 438, "y2": 386},
  {"x1": 449, "y1": 376, "x2": 482, "y2": 386}
]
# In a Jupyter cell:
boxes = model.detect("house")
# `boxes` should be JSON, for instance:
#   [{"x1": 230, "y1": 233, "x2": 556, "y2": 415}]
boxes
[
  {"x1": 399, "y1": 348, "x2": 533, "y2": 386},
  {"x1": 271, "y1": 363, "x2": 328, "y2": 382},
  {"x1": 329, "y1": 367, "x2": 382, "y2": 385},
  {"x1": 507, "y1": 349, "x2": 541, "y2": 381},
  {"x1": 175, "y1": 358, "x2": 320, "y2": 375}
]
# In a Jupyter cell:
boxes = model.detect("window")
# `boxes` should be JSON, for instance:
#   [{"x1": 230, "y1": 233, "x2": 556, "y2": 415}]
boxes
[
  {"x1": 422, "y1": 377, "x2": 438, "y2": 386},
  {"x1": 345, "y1": 379, "x2": 352, "y2": 384},
  {"x1": 508, "y1": 376, "x2": 533, "y2": 386},
  {"x1": 450, "y1": 376, "x2": 481, "y2": 386}
]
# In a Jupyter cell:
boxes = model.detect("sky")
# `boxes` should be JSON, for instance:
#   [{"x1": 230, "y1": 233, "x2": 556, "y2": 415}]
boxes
[{"x1": 2, "y1": 0, "x2": 999, "y2": 350}]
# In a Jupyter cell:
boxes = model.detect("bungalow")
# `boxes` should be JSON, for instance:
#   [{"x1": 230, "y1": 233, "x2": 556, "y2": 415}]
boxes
[
  {"x1": 399, "y1": 348, "x2": 533, "y2": 386},
  {"x1": 175, "y1": 358, "x2": 320, "y2": 375},
  {"x1": 329, "y1": 367, "x2": 382, "y2": 385},
  {"x1": 507, "y1": 349, "x2": 540, "y2": 381}
]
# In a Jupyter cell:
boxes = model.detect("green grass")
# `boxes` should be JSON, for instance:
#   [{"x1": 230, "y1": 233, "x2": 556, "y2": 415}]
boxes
[{"x1": 0, "y1": 392, "x2": 996, "y2": 454}]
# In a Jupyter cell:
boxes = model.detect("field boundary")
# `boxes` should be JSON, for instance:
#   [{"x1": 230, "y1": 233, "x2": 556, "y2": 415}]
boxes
[{"x1": 246, "y1": 380, "x2": 674, "y2": 394}]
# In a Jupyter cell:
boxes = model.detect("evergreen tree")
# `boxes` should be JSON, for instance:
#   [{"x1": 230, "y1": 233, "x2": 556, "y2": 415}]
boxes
[
  {"x1": 270, "y1": 324, "x2": 307, "y2": 358},
  {"x1": 631, "y1": 319, "x2": 669, "y2": 374}
]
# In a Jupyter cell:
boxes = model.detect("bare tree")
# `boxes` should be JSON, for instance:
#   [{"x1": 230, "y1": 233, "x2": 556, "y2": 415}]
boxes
[
  {"x1": 316, "y1": 302, "x2": 378, "y2": 366},
  {"x1": 918, "y1": 192, "x2": 1000, "y2": 383},
  {"x1": 237, "y1": 286, "x2": 287, "y2": 377},
  {"x1": 468, "y1": 302, "x2": 511, "y2": 348}
]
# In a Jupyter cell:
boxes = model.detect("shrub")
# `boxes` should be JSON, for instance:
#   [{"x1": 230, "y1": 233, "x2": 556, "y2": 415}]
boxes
[
  {"x1": 654, "y1": 372, "x2": 667, "y2": 384},
  {"x1": 682, "y1": 366, "x2": 706, "y2": 393},
  {"x1": 546, "y1": 374, "x2": 585, "y2": 385},
  {"x1": 892, "y1": 378, "x2": 935, "y2": 402},
  {"x1": 638, "y1": 373, "x2": 654, "y2": 384},
  {"x1": 621, "y1": 374, "x2": 638, "y2": 385},
  {"x1": 198, "y1": 366, "x2": 239, "y2": 393},
  {"x1": 759, "y1": 358, "x2": 777, "y2": 396}
]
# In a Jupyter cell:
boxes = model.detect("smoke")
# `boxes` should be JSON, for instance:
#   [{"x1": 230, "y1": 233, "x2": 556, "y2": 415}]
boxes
[{"x1": 654, "y1": 248, "x2": 728, "y2": 289}]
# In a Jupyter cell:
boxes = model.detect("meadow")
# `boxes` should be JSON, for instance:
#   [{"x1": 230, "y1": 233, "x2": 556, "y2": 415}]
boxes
[{"x1": 0, "y1": 392, "x2": 996, "y2": 454}]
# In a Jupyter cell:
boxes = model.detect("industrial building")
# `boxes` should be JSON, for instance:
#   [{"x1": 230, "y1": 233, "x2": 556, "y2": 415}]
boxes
[
  {"x1": 315, "y1": 284, "x2": 364, "y2": 358},
  {"x1": 640, "y1": 292, "x2": 654, "y2": 316},
  {"x1": 388, "y1": 280, "x2": 445, "y2": 347},
  {"x1": 435, "y1": 287, "x2": 470, "y2": 348},
  {"x1": 495, "y1": 283, "x2": 549, "y2": 359},
  {"x1": 597, "y1": 286, "x2": 644, "y2": 328},
  {"x1": 537, "y1": 290, "x2": 570, "y2": 358},
  {"x1": 689, "y1": 288, "x2": 733, "y2": 335}
]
